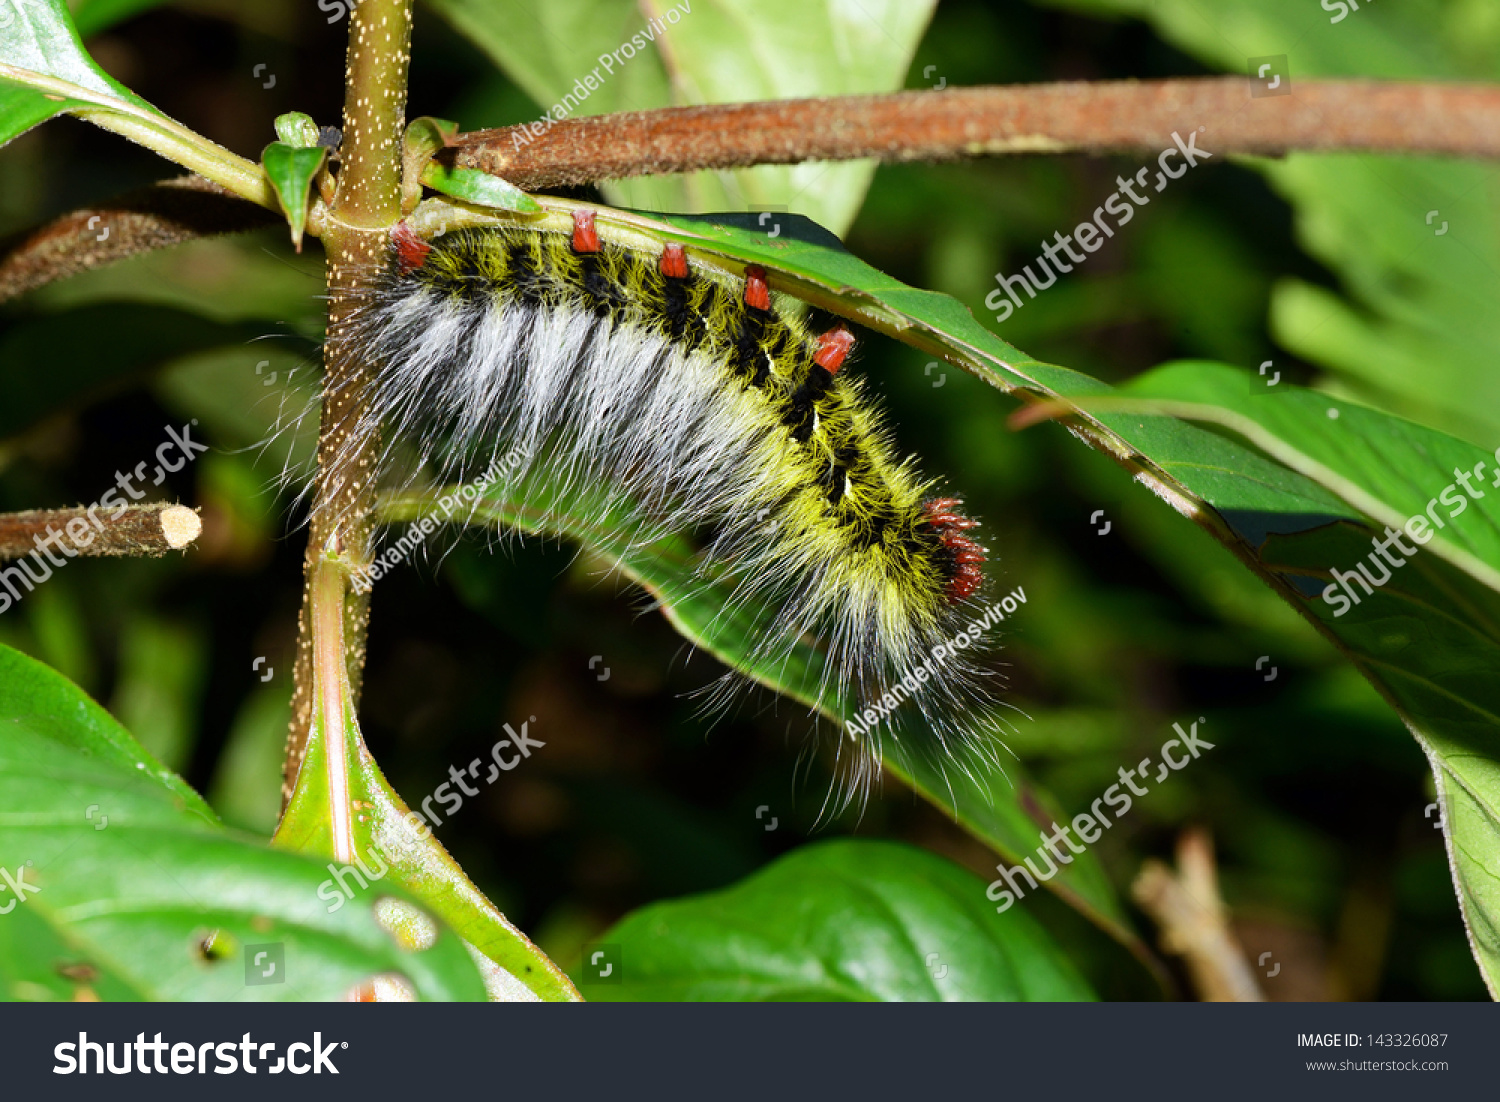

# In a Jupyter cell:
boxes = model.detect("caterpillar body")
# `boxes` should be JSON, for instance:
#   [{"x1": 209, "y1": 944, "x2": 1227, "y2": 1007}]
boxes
[{"x1": 336, "y1": 213, "x2": 1000, "y2": 800}]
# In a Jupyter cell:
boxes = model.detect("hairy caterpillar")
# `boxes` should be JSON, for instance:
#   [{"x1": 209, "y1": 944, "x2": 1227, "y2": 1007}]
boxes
[{"x1": 331, "y1": 212, "x2": 1001, "y2": 802}]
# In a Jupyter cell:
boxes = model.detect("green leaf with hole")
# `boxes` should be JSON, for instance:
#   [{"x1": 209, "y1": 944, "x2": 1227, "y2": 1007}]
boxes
[
  {"x1": 271, "y1": 557, "x2": 579, "y2": 1002},
  {"x1": 424, "y1": 0, "x2": 935, "y2": 235},
  {"x1": 575, "y1": 840, "x2": 1095, "y2": 1001},
  {"x1": 261, "y1": 141, "x2": 326, "y2": 251},
  {"x1": 0, "y1": 643, "x2": 486, "y2": 1001}
]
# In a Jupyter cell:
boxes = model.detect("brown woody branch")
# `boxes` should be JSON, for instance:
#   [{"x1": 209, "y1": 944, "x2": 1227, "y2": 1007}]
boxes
[
  {"x1": 4, "y1": 78, "x2": 1496, "y2": 306},
  {"x1": 455, "y1": 78, "x2": 1500, "y2": 190},
  {"x1": 0, "y1": 174, "x2": 278, "y2": 306},
  {"x1": 0, "y1": 503, "x2": 201, "y2": 562}
]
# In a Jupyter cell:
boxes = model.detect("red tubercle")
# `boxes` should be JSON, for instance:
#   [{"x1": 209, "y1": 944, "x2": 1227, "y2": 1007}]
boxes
[
  {"x1": 660, "y1": 243, "x2": 689, "y2": 279},
  {"x1": 814, "y1": 326, "x2": 855, "y2": 373},
  {"x1": 571, "y1": 209, "x2": 600, "y2": 254},
  {"x1": 392, "y1": 221, "x2": 431, "y2": 273},
  {"x1": 921, "y1": 497, "x2": 987, "y2": 604},
  {"x1": 923, "y1": 496, "x2": 980, "y2": 530},
  {"x1": 743, "y1": 264, "x2": 771, "y2": 311},
  {"x1": 948, "y1": 565, "x2": 984, "y2": 603}
]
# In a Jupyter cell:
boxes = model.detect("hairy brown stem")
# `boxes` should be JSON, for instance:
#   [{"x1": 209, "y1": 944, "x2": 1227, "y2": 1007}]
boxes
[
  {"x1": 0, "y1": 175, "x2": 277, "y2": 305},
  {"x1": 7, "y1": 78, "x2": 1498, "y2": 307},
  {"x1": 0, "y1": 503, "x2": 200, "y2": 561},
  {"x1": 455, "y1": 78, "x2": 1500, "y2": 190},
  {"x1": 282, "y1": 0, "x2": 413, "y2": 807}
]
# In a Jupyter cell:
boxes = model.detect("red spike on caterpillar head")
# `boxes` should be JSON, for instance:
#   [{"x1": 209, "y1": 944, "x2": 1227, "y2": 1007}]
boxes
[
  {"x1": 922, "y1": 497, "x2": 987, "y2": 604},
  {"x1": 814, "y1": 326, "x2": 855, "y2": 373},
  {"x1": 392, "y1": 221, "x2": 431, "y2": 273},
  {"x1": 923, "y1": 497, "x2": 980, "y2": 530},
  {"x1": 659, "y1": 243, "x2": 689, "y2": 279},
  {"x1": 571, "y1": 209, "x2": 600, "y2": 253},
  {"x1": 743, "y1": 264, "x2": 771, "y2": 311}
]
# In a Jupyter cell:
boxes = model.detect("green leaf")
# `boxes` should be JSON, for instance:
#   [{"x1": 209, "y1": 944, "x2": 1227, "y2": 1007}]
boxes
[
  {"x1": 273, "y1": 110, "x2": 321, "y2": 149},
  {"x1": 0, "y1": 0, "x2": 272, "y2": 205},
  {"x1": 1017, "y1": 359, "x2": 1500, "y2": 995},
  {"x1": 382, "y1": 459, "x2": 1158, "y2": 983},
  {"x1": 271, "y1": 557, "x2": 579, "y2": 1001},
  {"x1": 403, "y1": 116, "x2": 459, "y2": 212},
  {"x1": 261, "y1": 141, "x2": 326, "y2": 251},
  {"x1": 0, "y1": 0, "x2": 158, "y2": 146},
  {"x1": 424, "y1": 0, "x2": 936, "y2": 235},
  {"x1": 0, "y1": 644, "x2": 487, "y2": 1001},
  {"x1": 576, "y1": 840, "x2": 1096, "y2": 1000},
  {"x1": 418, "y1": 160, "x2": 540, "y2": 213},
  {"x1": 1032, "y1": 0, "x2": 1500, "y2": 447},
  {"x1": 402, "y1": 201, "x2": 1498, "y2": 992}
]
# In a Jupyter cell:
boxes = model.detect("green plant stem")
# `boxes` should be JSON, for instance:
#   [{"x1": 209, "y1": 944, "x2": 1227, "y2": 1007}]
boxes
[
  {"x1": 282, "y1": 0, "x2": 414, "y2": 808},
  {"x1": 0, "y1": 64, "x2": 280, "y2": 211},
  {"x1": 311, "y1": 554, "x2": 356, "y2": 865}
]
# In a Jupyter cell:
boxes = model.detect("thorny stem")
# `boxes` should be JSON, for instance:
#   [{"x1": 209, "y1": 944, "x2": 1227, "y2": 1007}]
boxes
[{"x1": 282, "y1": 0, "x2": 413, "y2": 809}]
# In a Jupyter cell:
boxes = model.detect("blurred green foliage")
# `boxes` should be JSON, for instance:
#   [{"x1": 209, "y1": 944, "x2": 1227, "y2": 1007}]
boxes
[{"x1": 0, "y1": 0, "x2": 1487, "y2": 999}]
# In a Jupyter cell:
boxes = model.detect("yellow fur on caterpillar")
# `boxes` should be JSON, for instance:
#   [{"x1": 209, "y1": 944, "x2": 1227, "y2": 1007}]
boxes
[{"x1": 332, "y1": 215, "x2": 1001, "y2": 806}]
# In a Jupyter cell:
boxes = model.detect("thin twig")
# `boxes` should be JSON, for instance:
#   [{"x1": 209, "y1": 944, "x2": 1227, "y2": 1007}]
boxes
[
  {"x1": 0, "y1": 175, "x2": 277, "y2": 305},
  {"x1": 1132, "y1": 827, "x2": 1265, "y2": 1002},
  {"x1": 454, "y1": 78, "x2": 1500, "y2": 190},
  {"x1": 0, "y1": 503, "x2": 201, "y2": 561}
]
